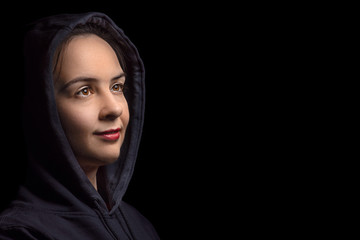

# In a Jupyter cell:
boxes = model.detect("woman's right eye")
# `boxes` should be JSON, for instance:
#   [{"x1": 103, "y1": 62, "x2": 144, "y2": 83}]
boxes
[{"x1": 76, "y1": 87, "x2": 93, "y2": 97}]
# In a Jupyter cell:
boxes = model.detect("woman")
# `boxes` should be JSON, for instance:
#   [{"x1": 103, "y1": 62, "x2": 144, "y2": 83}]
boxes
[{"x1": 0, "y1": 12, "x2": 159, "y2": 239}]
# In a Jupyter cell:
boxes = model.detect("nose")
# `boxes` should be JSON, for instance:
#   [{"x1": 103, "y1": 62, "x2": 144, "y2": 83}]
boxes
[{"x1": 98, "y1": 92, "x2": 123, "y2": 121}]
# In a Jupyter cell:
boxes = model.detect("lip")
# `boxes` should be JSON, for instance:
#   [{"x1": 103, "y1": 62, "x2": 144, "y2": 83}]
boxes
[{"x1": 94, "y1": 128, "x2": 121, "y2": 141}]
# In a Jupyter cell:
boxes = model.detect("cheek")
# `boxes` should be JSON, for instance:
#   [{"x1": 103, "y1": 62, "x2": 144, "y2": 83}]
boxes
[{"x1": 57, "y1": 102, "x2": 97, "y2": 138}]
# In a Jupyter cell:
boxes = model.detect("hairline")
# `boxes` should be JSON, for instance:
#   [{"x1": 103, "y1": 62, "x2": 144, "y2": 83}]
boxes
[{"x1": 52, "y1": 25, "x2": 127, "y2": 83}]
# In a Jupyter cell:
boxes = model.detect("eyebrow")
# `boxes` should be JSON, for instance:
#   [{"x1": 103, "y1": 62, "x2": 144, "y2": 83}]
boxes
[{"x1": 60, "y1": 73, "x2": 126, "y2": 91}]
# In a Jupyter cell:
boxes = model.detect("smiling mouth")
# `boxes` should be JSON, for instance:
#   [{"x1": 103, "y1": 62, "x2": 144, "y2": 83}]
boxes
[{"x1": 94, "y1": 128, "x2": 121, "y2": 141}]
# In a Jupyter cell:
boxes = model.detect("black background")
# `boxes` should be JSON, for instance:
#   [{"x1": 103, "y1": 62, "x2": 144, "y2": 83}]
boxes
[{"x1": 0, "y1": 3, "x2": 238, "y2": 239}]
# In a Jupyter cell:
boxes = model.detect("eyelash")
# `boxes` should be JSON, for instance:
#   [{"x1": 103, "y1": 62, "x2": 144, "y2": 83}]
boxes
[
  {"x1": 111, "y1": 83, "x2": 125, "y2": 93},
  {"x1": 76, "y1": 83, "x2": 125, "y2": 97}
]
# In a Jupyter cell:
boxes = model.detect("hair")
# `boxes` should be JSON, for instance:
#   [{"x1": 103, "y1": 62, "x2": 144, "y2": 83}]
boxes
[{"x1": 52, "y1": 22, "x2": 128, "y2": 81}]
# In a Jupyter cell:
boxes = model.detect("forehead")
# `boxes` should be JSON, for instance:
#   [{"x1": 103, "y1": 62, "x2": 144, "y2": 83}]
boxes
[{"x1": 56, "y1": 34, "x2": 122, "y2": 81}]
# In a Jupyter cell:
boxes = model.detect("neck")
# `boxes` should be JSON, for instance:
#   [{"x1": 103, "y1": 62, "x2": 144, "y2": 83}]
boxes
[{"x1": 80, "y1": 165, "x2": 99, "y2": 191}]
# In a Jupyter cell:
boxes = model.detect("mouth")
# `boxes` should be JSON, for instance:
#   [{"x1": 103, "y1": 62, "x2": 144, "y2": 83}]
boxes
[{"x1": 94, "y1": 128, "x2": 121, "y2": 141}]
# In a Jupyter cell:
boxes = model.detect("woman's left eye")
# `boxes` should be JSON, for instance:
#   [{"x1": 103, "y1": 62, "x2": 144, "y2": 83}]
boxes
[{"x1": 111, "y1": 83, "x2": 124, "y2": 93}]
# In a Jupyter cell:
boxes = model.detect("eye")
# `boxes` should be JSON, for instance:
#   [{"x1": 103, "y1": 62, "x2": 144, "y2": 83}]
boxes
[
  {"x1": 111, "y1": 83, "x2": 124, "y2": 93},
  {"x1": 76, "y1": 87, "x2": 93, "y2": 97}
]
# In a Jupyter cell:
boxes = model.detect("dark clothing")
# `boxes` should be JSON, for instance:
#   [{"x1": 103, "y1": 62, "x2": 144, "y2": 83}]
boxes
[{"x1": 0, "y1": 12, "x2": 159, "y2": 239}]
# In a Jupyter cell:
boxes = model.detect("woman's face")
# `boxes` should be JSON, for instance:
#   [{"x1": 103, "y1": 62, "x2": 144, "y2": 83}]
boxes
[{"x1": 53, "y1": 34, "x2": 129, "y2": 168}]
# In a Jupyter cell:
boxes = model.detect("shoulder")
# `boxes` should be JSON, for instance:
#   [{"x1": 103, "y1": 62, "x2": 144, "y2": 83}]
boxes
[
  {"x1": 0, "y1": 226, "x2": 53, "y2": 240},
  {"x1": 120, "y1": 201, "x2": 160, "y2": 239},
  {"x1": 120, "y1": 201, "x2": 154, "y2": 227},
  {"x1": 0, "y1": 206, "x2": 53, "y2": 240}
]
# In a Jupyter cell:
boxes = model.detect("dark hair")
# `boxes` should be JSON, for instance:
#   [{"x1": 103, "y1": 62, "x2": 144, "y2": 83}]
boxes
[{"x1": 53, "y1": 22, "x2": 128, "y2": 80}]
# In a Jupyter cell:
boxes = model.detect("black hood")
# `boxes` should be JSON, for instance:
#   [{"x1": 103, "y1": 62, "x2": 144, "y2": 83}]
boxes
[
  {"x1": 0, "y1": 12, "x2": 160, "y2": 240},
  {"x1": 21, "y1": 12, "x2": 145, "y2": 214}
]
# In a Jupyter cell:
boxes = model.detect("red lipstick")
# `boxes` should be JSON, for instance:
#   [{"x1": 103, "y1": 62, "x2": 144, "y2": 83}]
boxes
[{"x1": 94, "y1": 128, "x2": 121, "y2": 141}]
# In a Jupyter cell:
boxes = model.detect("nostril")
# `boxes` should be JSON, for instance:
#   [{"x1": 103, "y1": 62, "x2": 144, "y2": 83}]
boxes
[{"x1": 103, "y1": 113, "x2": 120, "y2": 121}]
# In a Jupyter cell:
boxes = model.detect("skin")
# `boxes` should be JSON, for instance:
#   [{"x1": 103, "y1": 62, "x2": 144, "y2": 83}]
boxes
[{"x1": 53, "y1": 34, "x2": 129, "y2": 190}]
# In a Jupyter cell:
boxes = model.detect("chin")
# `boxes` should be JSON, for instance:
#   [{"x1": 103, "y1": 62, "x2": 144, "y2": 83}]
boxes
[
  {"x1": 75, "y1": 141, "x2": 122, "y2": 167},
  {"x1": 79, "y1": 149, "x2": 120, "y2": 167},
  {"x1": 98, "y1": 141, "x2": 122, "y2": 162},
  {"x1": 96, "y1": 149, "x2": 121, "y2": 165},
  {"x1": 101, "y1": 155, "x2": 120, "y2": 165}
]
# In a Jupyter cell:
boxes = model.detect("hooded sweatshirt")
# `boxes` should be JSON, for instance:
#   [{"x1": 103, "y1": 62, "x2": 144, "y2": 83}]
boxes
[{"x1": 0, "y1": 12, "x2": 160, "y2": 240}]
